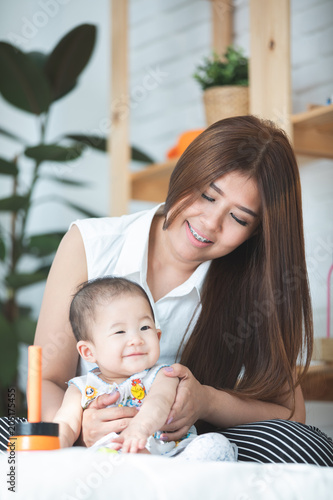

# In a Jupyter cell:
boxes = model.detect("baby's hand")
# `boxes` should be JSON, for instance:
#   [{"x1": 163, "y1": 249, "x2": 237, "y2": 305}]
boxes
[{"x1": 115, "y1": 424, "x2": 150, "y2": 453}]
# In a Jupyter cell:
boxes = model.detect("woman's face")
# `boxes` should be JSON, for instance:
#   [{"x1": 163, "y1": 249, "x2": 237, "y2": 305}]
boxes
[{"x1": 165, "y1": 171, "x2": 261, "y2": 266}]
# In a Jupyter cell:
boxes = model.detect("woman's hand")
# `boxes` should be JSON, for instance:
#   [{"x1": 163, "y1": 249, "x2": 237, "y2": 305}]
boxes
[
  {"x1": 161, "y1": 364, "x2": 208, "y2": 441},
  {"x1": 81, "y1": 392, "x2": 138, "y2": 447}
]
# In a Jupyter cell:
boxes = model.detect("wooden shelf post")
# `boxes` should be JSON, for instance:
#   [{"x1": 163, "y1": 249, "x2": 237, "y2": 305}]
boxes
[
  {"x1": 110, "y1": 0, "x2": 130, "y2": 216},
  {"x1": 211, "y1": 0, "x2": 233, "y2": 56},
  {"x1": 249, "y1": 0, "x2": 292, "y2": 138}
]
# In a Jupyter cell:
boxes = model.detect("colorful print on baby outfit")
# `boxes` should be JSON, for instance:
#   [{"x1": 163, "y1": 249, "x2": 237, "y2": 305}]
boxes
[
  {"x1": 68, "y1": 364, "x2": 169, "y2": 411},
  {"x1": 130, "y1": 378, "x2": 146, "y2": 403},
  {"x1": 85, "y1": 386, "x2": 97, "y2": 400}
]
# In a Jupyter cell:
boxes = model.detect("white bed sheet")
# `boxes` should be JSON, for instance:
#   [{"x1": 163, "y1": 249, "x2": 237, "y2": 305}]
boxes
[{"x1": 1, "y1": 447, "x2": 333, "y2": 500}]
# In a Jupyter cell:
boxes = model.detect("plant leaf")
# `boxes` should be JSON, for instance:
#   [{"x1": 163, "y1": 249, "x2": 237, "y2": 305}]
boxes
[
  {"x1": 65, "y1": 134, "x2": 154, "y2": 163},
  {"x1": 0, "y1": 126, "x2": 27, "y2": 144},
  {"x1": 193, "y1": 46, "x2": 248, "y2": 90},
  {"x1": 0, "y1": 195, "x2": 29, "y2": 212},
  {"x1": 0, "y1": 316, "x2": 18, "y2": 387},
  {"x1": 44, "y1": 24, "x2": 97, "y2": 102},
  {"x1": 23, "y1": 232, "x2": 65, "y2": 257},
  {"x1": 27, "y1": 50, "x2": 48, "y2": 71},
  {"x1": 60, "y1": 198, "x2": 101, "y2": 218},
  {"x1": 25, "y1": 144, "x2": 84, "y2": 162},
  {"x1": 131, "y1": 146, "x2": 154, "y2": 164},
  {"x1": 0, "y1": 234, "x2": 6, "y2": 261},
  {"x1": 0, "y1": 42, "x2": 51, "y2": 115},
  {"x1": 40, "y1": 174, "x2": 89, "y2": 188},
  {"x1": 13, "y1": 316, "x2": 37, "y2": 345},
  {"x1": 6, "y1": 269, "x2": 49, "y2": 290},
  {"x1": 0, "y1": 157, "x2": 18, "y2": 176},
  {"x1": 65, "y1": 134, "x2": 107, "y2": 152}
]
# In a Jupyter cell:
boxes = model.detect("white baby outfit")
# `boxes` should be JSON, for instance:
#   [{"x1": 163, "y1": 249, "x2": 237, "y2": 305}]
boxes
[
  {"x1": 70, "y1": 365, "x2": 237, "y2": 461},
  {"x1": 69, "y1": 364, "x2": 168, "y2": 410},
  {"x1": 70, "y1": 364, "x2": 196, "y2": 456}
]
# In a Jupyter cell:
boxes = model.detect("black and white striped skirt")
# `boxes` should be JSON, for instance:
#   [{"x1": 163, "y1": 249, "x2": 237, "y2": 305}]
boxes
[
  {"x1": 220, "y1": 419, "x2": 333, "y2": 466},
  {"x1": 1, "y1": 417, "x2": 332, "y2": 466}
]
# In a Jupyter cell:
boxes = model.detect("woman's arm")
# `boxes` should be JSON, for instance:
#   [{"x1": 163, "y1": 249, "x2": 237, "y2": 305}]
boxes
[
  {"x1": 34, "y1": 225, "x2": 87, "y2": 421},
  {"x1": 162, "y1": 365, "x2": 305, "y2": 441},
  {"x1": 53, "y1": 385, "x2": 83, "y2": 448},
  {"x1": 115, "y1": 371, "x2": 179, "y2": 453},
  {"x1": 199, "y1": 382, "x2": 305, "y2": 428}
]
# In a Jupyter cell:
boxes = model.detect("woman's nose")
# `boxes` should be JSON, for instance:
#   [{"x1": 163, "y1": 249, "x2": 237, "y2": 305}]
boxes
[{"x1": 202, "y1": 207, "x2": 224, "y2": 233}]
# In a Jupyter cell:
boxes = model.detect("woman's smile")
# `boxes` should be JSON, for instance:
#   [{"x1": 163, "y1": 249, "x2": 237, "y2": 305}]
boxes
[{"x1": 185, "y1": 221, "x2": 213, "y2": 247}]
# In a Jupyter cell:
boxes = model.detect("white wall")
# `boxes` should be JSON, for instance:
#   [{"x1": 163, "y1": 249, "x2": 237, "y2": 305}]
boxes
[
  {"x1": 130, "y1": 0, "x2": 211, "y2": 161},
  {"x1": 1, "y1": 0, "x2": 332, "y2": 433}
]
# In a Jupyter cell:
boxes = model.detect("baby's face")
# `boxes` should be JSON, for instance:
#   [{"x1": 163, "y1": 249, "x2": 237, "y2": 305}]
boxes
[{"x1": 89, "y1": 294, "x2": 161, "y2": 380}]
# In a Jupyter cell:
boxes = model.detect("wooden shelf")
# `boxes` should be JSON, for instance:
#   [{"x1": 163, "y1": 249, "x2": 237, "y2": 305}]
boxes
[
  {"x1": 129, "y1": 105, "x2": 333, "y2": 204},
  {"x1": 300, "y1": 340, "x2": 333, "y2": 401},
  {"x1": 111, "y1": 1, "x2": 333, "y2": 214},
  {"x1": 130, "y1": 159, "x2": 178, "y2": 202},
  {"x1": 291, "y1": 104, "x2": 333, "y2": 159},
  {"x1": 128, "y1": 104, "x2": 333, "y2": 204},
  {"x1": 312, "y1": 338, "x2": 333, "y2": 363},
  {"x1": 291, "y1": 104, "x2": 333, "y2": 129},
  {"x1": 301, "y1": 363, "x2": 333, "y2": 402}
]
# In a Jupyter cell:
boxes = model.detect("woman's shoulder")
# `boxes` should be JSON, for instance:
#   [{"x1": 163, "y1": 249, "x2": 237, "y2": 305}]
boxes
[
  {"x1": 70, "y1": 211, "x2": 145, "y2": 239},
  {"x1": 70, "y1": 204, "x2": 163, "y2": 249},
  {"x1": 68, "y1": 205, "x2": 163, "y2": 279}
]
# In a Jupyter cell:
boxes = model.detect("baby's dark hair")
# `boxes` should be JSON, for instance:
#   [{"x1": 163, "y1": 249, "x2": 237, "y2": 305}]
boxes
[{"x1": 69, "y1": 276, "x2": 154, "y2": 342}]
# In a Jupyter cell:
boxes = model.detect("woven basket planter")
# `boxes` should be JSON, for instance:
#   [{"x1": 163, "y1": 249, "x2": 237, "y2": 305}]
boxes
[{"x1": 203, "y1": 86, "x2": 249, "y2": 127}]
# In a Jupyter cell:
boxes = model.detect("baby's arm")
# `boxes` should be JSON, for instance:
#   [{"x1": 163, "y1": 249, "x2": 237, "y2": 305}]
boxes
[
  {"x1": 53, "y1": 384, "x2": 83, "y2": 448},
  {"x1": 118, "y1": 370, "x2": 179, "y2": 453}
]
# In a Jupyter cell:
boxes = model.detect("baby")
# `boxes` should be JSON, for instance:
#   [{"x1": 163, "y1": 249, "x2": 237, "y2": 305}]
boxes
[{"x1": 54, "y1": 276, "x2": 237, "y2": 460}]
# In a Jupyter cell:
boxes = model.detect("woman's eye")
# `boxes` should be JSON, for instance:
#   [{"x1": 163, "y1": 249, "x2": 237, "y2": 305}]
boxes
[
  {"x1": 201, "y1": 193, "x2": 215, "y2": 202},
  {"x1": 230, "y1": 213, "x2": 248, "y2": 227},
  {"x1": 141, "y1": 325, "x2": 151, "y2": 331}
]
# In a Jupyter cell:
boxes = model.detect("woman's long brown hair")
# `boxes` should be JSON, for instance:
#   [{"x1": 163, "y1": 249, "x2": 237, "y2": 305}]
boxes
[{"x1": 163, "y1": 115, "x2": 313, "y2": 412}]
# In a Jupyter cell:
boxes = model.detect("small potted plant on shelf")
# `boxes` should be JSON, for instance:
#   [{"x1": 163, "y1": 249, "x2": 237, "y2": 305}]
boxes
[{"x1": 193, "y1": 45, "x2": 249, "y2": 126}]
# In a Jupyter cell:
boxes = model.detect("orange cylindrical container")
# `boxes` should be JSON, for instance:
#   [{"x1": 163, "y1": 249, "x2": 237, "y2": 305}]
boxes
[
  {"x1": 7, "y1": 422, "x2": 60, "y2": 451},
  {"x1": 27, "y1": 346, "x2": 42, "y2": 423}
]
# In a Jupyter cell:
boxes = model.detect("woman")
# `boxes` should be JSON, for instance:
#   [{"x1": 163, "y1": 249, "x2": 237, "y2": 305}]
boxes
[{"x1": 1, "y1": 116, "x2": 332, "y2": 464}]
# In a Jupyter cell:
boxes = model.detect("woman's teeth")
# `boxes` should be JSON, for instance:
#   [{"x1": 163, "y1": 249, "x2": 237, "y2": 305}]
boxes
[{"x1": 187, "y1": 222, "x2": 212, "y2": 243}]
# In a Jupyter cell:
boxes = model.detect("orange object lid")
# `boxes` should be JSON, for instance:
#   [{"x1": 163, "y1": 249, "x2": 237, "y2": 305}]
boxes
[{"x1": 167, "y1": 129, "x2": 205, "y2": 159}]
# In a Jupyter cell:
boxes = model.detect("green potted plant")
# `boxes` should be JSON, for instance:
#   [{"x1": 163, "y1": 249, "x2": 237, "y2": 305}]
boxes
[
  {"x1": 193, "y1": 45, "x2": 249, "y2": 126},
  {"x1": 0, "y1": 24, "x2": 153, "y2": 414}
]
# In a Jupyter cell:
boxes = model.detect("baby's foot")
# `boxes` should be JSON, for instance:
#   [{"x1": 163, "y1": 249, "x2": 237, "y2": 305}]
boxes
[{"x1": 175, "y1": 433, "x2": 238, "y2": 462}]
